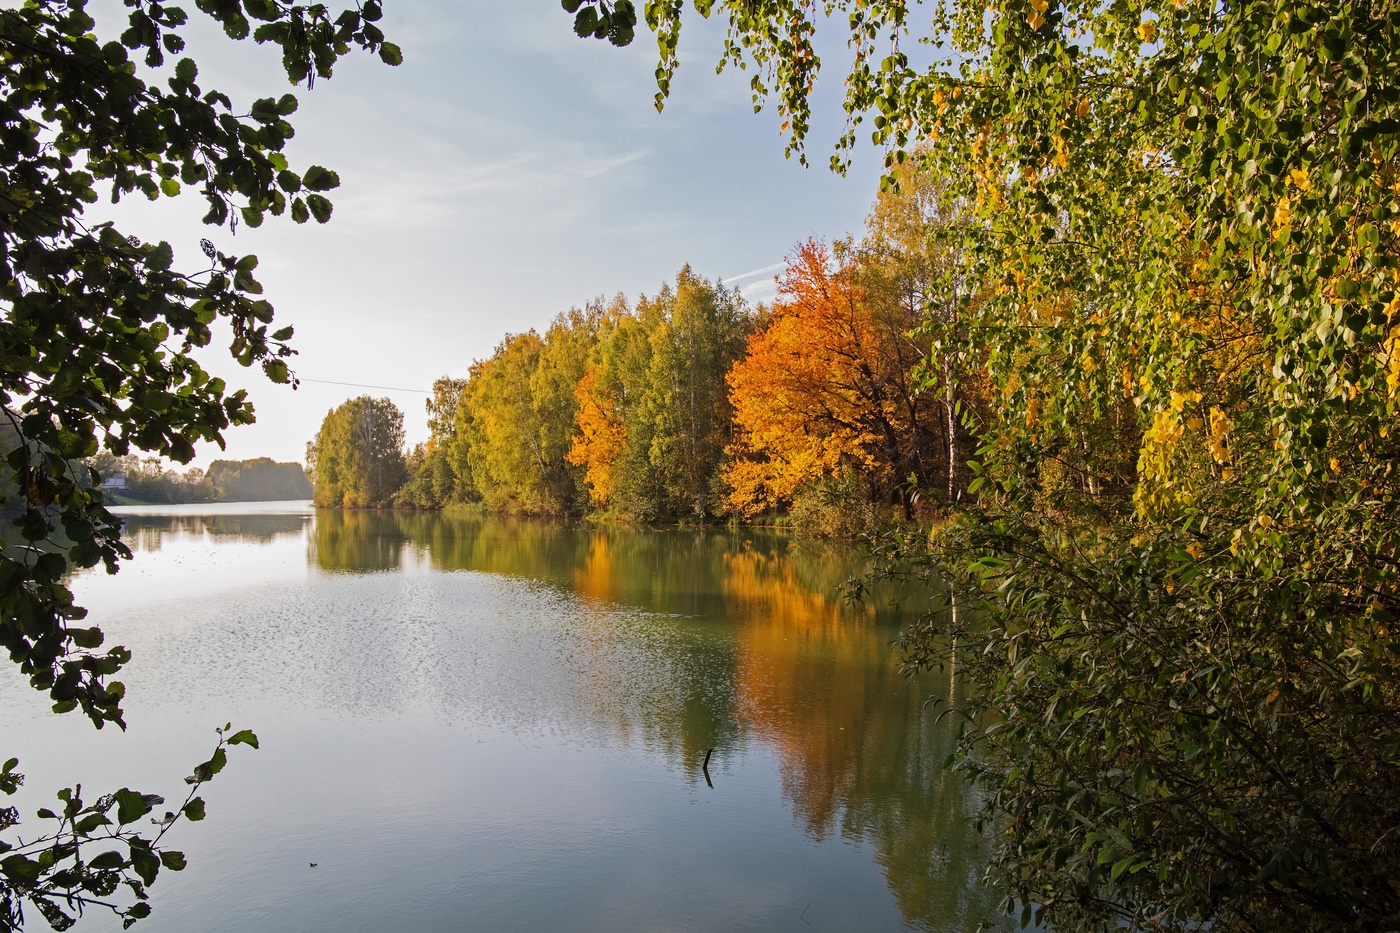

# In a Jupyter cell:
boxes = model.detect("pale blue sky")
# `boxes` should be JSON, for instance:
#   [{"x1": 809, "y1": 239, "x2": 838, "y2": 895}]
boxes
[{"x1": 103, "y1": 2, "x2": 889, "y2": 467}]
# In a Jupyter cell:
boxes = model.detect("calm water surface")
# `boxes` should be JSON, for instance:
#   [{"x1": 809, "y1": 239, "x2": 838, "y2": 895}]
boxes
[{"x1": 1, "y1": 503, "x2": 1008, "y2": 932}]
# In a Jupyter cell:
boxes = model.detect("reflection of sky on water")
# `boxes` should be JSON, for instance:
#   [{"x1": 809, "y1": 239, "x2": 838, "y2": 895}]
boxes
[{"x1": 3, "y1": 505, "x2": 1010, "y2": 933}]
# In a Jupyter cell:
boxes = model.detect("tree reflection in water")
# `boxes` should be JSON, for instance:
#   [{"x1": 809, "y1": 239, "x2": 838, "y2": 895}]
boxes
[{"x1": 299, "y1": 511, "x2": 1009, "y2": 931}]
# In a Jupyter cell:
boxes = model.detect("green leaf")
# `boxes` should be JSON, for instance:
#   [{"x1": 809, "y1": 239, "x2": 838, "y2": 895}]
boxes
[
  {"x1": 264, "y1": 360, "x2": 290, "y2": 384},
  {"x1": 306, "y1": 195, "x2": 333, "y2": 224},
  {"x1": 226, "y1": 729, "x2": 259, "y2": 749},
  {"x1": 379, "y1": 42, "x2": 402, "y2": 66},
  {"x1": 88, "y1": 850, "x2": 126, "y2": 870},
  {"x1": 301, "y1": 166, "x2": 341, "y2": 192},
  {"x1": 130, "y1": 849, "x2": 160, "y2": 885},
  {"x1": 181, "y1": 797, "x2": 206, "y2": 822},
  {"x1": 74, "y1": 811, "x2": 111, "y2": 833},
  {"x1": 1, "y1": 854, "x2": 43, "y2": 883},
  {"x1": 146, "y1": 241, "x2": 174, "y2": 272},
  {"x1": 68, "y1": 626, "x2": 104, "y2": 649},
  {"x1": 159, "y1": 850, "x2": 187, "y2": 871},
  {"x1": 113, "y1": 789, "x2": 162, "y2": 825},
  {"x1": 209, "y1": 747, "x2": 227, "y2": 775}
]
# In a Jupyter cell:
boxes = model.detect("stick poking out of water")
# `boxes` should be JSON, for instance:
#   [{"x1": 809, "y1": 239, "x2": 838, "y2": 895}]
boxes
[{"x1": 702, "y1": 748, "x2": 714, "y2": 788}]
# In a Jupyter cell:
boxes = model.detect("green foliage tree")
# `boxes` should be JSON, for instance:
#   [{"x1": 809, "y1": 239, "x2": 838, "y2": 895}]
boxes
[
  {"x1": 307, "y1": 396, "x2": 406, "y2": 508},
  {"x1": 452, "y1": 330, "x2": 561, "y2": 514},
  {"x1": 397, "y1": 377, "x2": 467, "y2": 510},
  {"x1": 639, "y1": 267, "x2": 750, "y2": 519},
  {"x1": 111, "y1": 457, "x2": 215, "y2": 504},
  {"x1": 396, "y1": 441, "x2": 455, "y2": 509},
  {"x1": 574, "y1": 0, "x2": 1400, "y2": 929}
]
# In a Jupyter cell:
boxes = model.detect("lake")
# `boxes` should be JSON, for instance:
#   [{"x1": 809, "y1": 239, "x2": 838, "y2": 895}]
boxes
[{"x1": 0, "y1": 503, "x2": 1009, "y2": 932}]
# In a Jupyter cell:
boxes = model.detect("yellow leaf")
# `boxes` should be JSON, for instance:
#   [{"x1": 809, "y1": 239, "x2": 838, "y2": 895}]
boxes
[
  {"x1": 1028, "y1": 9, "x2": 1045, "y2": 30},
  {"x1": 1138, "y1": 19, "x2": 1156, "y2": 42},
  {"x1": 1273, "y1": 196, "x2": 1292, "y2": 239}
]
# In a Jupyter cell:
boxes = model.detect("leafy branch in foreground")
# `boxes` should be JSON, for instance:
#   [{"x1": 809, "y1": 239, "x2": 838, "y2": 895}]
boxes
[
  {"x1": 1, "y1": 0, "x2": 399, "y2": 728},
  {"x1": 871, "y1": 496, "x2": 1399, "y2": 932},
  {"x1": 0, "y1": 726, "x2": 258, "y2": 931},
  {"x1": 1, "y1": 1, "x2": 395, "y2": 927}
]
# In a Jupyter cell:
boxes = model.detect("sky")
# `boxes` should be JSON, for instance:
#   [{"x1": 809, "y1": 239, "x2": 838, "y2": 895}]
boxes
[{"x1": 98, "y1": 1, "x2": 890, "y2": 469}]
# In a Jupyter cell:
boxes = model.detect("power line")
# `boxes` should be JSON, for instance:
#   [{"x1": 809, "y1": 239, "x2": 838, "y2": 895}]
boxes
[{"x1": 299, "y1": 378, "x2": 431, "y2": 394}]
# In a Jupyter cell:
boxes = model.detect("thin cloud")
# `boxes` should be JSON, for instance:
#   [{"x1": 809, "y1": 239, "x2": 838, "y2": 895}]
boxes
[{"x1": 723, "y1": 261, "x2": 785, "y2": 284}]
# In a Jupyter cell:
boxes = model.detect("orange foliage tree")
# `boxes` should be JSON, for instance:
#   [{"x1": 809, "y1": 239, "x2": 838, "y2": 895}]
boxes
[
  {"x1": 568, "y1": 363, "x2": 628, "y2": 505},
  {"x1": 724, "y1": 240, "x2": 944, "y2": 518}
]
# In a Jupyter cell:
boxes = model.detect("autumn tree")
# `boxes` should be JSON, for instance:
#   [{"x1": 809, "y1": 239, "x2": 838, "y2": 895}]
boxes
[
  {"x1": 858, "y1": 165, "x2": 983, "y2": 505},
  {"x1": 566, "y1": 296, "x2": 634, "y2": 509},
  {"x1": 725, "y1": 239, "x2": 943, "y2": 520},
  {"x1": 307, "y1": 396, "x2": 406, "y2": 508}
]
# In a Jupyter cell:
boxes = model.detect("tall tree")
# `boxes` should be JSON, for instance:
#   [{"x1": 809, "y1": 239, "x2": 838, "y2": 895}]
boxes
[
  {"x1": 397, "y1": 376, "x2": 467, "y2": 509},
  {"x1": 642, "y1": 267, "x2": 749, "y2": 518},
  {"x1": 725, "y1": 240, "x2": 942, "y2": 519},
  {"x1": 307, "y1": 396, "x2": 406, "y2": 508},
  {"x1": 856, "y1": 165, "x2": 979, "y2": 504},
  {"x1": 569, "y1": 306, "x2": 661, "y2": 517},
  {"x1": 444, "y1": 303, "x2": 616, "y2": 516}
]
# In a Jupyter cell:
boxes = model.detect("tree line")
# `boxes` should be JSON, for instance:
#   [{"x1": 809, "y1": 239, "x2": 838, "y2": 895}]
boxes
[
  {"x1": 311, "y1": 169, "x2": 980, "y2": 531},
  {"x1": 85, "y1": 454, "x2": 312, "y2": 505}
]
